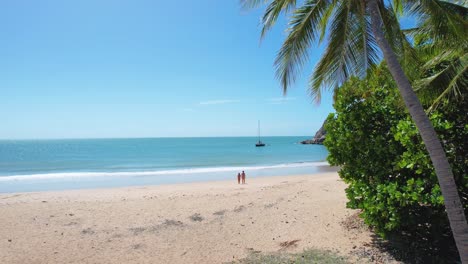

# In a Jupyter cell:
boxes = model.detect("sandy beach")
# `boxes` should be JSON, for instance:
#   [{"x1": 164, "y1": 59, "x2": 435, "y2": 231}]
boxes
[{"x1": 0, "y1": 172, "x2": 383, "y2": 263}]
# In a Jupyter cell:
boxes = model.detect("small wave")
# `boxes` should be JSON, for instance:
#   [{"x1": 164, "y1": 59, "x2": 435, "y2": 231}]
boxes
[{"x1": 0, "y1": 161, "x2": 330, "y2": 182}]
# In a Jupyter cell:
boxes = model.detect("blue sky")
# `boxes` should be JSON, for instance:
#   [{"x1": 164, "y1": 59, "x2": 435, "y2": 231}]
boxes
[{"x1": 2, "y1": 1, "x2": 341, "y2": 139}]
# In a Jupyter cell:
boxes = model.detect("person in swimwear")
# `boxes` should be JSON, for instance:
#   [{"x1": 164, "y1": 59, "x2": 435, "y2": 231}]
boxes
[
  {"x1": 241, "y1": 171, "x2": 246, "y2": 184},
  {"x1": 237, "y1": 172, "x2": 241, "y2": 184}
]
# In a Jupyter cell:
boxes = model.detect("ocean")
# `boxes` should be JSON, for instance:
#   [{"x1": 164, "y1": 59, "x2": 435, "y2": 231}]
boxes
[{"x1": 0, "y1": 137, "x2": 330, "y2": 193}]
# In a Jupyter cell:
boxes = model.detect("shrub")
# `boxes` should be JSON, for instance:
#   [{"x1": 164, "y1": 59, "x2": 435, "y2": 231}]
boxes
[{"x1": 325, "y1": 66, "x2": 467, "y2": 259}]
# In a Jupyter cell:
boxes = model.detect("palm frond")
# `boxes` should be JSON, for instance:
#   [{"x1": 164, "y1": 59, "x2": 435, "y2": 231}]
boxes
[
  {"x1": 407, "y1": 0, "x2": 468, "y2": 46},
  {"x1": 415, "y1": 52, "x2": 468, "y2": 110},
  {"x1": 373, "y1": 2, "x2": 421, "y2": 79},
  {"x1": 273, "y1": 0, "x2": 333, "y2": 95},
  {"x1": 427, "y1": 63, "x2": 468, "y2": 111},
  {"x1": 392, "y1": 0, "x2": 404, "y2": 16},
  {"x1": 401, "y1": 27, "x2": 419, "y2": 35},
  {"x1": 245, "y1": 0, "x2": 467, "y2": 107},
  {"x1": 318, "y1": 0, "x2": 337, "y2": 43},
  {"x1": 399, "y1": 30, "x2": 421, "y2": 79},
  {"x1": 309, "y1": 1, "x2": 359, "y2": 102},
  {"x1": 355, "y1": 1, "x2": 380, "y2": 77},
  {"x1": 240, "y1": 0, "x2": 270, "y2": 10},
  {"x1": 378, "y1": 2, "x2": 404, "y2": 55},
  {"x1": 421, "y1": 49, "x2": 458, "y2": 69},
  {"x1": 309, "y1": 0, "x2": 378, "y2": 101},
  {"x1": 260, "y1": 0, "x2": 297, "y2": 39},
  {"x1": 403, "y1": 1, "x2": 468, "y2": 109}
]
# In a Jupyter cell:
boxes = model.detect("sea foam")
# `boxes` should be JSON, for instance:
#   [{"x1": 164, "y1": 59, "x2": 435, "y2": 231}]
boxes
[{"x1": 0, "y1": 161, "x2": 329, "y2": 182}]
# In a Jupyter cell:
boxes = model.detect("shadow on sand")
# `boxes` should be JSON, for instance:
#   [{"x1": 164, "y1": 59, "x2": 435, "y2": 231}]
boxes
[{"x1": 368, "y1": 226, "x2": 459, "y2": 263}]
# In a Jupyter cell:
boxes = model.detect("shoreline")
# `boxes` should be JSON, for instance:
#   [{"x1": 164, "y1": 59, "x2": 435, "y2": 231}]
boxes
[
  {"x1": 0, "y1": 171, "x2": 385, "y2": 264},
  {"x1": 0, "y1": 161, "x2": 333, "y2": 179},
  {"x1": 0, "y1": 163, "x2": 339, "y2": 194},
  {"x1": 1, "y1": 170, "x2": 338, "y2": 197}
]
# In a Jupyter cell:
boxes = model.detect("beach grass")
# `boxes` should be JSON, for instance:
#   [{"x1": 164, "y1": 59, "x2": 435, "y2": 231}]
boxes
[{"x1": 229, "y1": 248, "x2": 349, "y2": 264}]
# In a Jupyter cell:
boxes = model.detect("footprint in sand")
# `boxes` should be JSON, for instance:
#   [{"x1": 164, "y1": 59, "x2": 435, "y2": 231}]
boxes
[
  {"x1": 233, "y1": 205, "x2": 245, "y2": 213},
  {"x1": 279, "y1": 239, "x2": 301, "y2": 250},
  {"x1": 131, "y1": 243, "x2": 145, "y2": 250},
  {"x1": 128, "y1": 227, "x2": 146, "y2": 235},
  {"x1": 81, "y1": 228, "x2": 95, "y2": 235},
  {"x1": 189, "y1": 213, "x2": 204, "y2": 222},
  {"x1": 213, "y1": 210, "x2": 227, "y2": 216}
]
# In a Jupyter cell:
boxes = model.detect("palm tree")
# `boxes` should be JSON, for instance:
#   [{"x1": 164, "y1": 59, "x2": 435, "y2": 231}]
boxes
[
  {"x1": 242, "y1": 0, "x2": 468, "y2": 261},
  {"x1": 405, "y1": 4, "x2": 468, "y2": 111}
]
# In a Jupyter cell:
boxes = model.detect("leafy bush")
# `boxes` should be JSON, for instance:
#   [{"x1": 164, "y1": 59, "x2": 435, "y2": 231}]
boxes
[{"x1": 325, "y1": 66, "x2": 467, "y2": 255}]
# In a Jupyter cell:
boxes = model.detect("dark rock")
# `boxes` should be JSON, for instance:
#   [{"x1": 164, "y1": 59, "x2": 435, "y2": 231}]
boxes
[{"x1": 300, "y1": 120, "x2": 327, "y2": 145}]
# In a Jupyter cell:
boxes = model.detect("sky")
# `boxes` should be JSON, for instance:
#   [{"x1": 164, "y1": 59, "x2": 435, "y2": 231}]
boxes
[{"x1": 1, "y1": 1, "x2": 341, "y2": 139}]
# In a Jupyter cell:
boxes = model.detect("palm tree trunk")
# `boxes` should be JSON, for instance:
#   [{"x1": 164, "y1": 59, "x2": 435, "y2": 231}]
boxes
[{"x1": 367, "y1": 0, "x2": 468, "y2": 262}]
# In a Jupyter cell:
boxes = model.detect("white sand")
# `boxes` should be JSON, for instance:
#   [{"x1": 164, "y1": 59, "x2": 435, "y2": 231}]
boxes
[{"x1": 0, "y1": 172, "x2": 376, "y2": 263}]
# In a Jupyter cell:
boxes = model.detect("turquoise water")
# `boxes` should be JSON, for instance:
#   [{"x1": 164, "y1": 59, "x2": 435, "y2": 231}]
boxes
[{"x1": 0, "y1": 137, "x2": 329, "y2": 193}]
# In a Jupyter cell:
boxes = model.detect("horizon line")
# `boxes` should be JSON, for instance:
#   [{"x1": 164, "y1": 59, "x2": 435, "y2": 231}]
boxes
[{"x1": 0, "y1": 135, "x2": 313, "y2": 141}]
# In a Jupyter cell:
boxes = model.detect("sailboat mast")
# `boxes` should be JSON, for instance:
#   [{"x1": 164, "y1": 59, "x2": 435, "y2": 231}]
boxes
[
  {"x1": 255, "y1": 120, "x2": 266, "y2": 147},
  {"x1": 258, "y1": 120, "x2": 260, "y2": 142}
]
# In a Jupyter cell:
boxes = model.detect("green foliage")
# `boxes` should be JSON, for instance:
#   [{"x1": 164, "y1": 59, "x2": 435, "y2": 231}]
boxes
[
  {"x1": 404, "y1": 2, "x2": 468, "y2": 111},
  {"x1": 242, "y1": 0, "x2": 408, "y2": 101},
  {"x1": 325, "y1": 65, "x2": 468, "y2": 240}
]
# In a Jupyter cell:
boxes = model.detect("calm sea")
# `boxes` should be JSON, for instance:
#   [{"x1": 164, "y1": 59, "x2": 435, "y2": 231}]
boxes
[{"x1": 0, "y1": 137, "x2": 330, "y2": 193}]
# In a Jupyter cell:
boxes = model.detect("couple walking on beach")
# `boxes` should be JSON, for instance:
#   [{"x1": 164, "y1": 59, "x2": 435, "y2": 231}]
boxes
[{"x1": 237, "y1": 171, "x2": 246, "y2": 184}]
